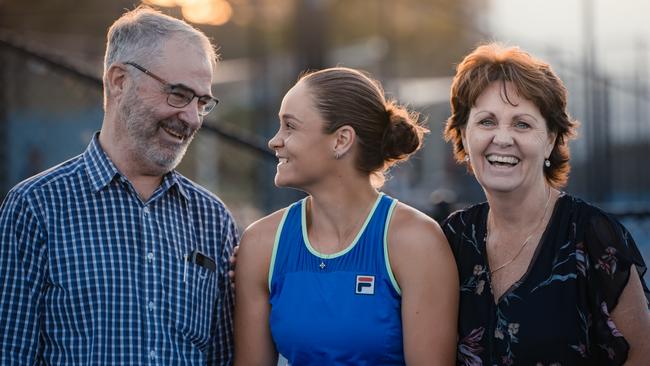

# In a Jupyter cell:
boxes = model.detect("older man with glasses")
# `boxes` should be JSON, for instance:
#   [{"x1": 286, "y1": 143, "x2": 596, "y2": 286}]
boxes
[{"x1": 0, "y1": 6, "x2": 237, "y2": 365}]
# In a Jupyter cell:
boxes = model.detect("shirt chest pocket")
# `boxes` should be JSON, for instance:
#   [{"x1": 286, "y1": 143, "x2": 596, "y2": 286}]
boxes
[{"x1": 167, "y1": 259, "x2": 218, "y2": 349}]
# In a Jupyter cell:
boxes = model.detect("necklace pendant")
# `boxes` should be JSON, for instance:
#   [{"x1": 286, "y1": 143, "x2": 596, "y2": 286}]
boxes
[{"x1": 319, "y1": 261, "x2": 326, "y2": 269}]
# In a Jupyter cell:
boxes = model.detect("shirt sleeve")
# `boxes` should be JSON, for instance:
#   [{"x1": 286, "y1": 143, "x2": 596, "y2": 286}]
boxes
[
  {"x1": 584, "y1": 212, "x2": 649, "y2": 311},
  {"x1": 581, "y1": 211, "x2": 650, "y2": 363},
  {"x1": 0, "y1": 190, "x2": 48, "y2": 365},
  {"x1": 207, "y1": 209, "x2": 238, "y2": 366}
]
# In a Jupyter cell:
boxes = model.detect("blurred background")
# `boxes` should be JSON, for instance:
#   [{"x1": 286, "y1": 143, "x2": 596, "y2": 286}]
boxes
[{"x1": 0, "y1": 0, "x2": 648, "y2": 263}]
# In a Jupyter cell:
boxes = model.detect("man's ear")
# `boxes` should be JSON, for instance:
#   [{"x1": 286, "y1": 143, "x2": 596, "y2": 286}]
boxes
[
  {"x1": 106, "y1": 64, "x2": 129, "y2": 99},
  {"x1": 332, "y1": 125, "x2": 356, "y2": 158}
]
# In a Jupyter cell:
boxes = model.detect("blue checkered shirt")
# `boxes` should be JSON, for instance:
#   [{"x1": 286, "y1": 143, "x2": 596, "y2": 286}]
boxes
[{"x1": 0, "y1": 134, "x2": 237, "y2": 365}]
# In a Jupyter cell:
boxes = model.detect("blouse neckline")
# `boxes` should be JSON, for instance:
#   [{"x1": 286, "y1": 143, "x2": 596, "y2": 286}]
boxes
[{"x1": 484, "y1": 192, "x2": 568, "y2": 304}]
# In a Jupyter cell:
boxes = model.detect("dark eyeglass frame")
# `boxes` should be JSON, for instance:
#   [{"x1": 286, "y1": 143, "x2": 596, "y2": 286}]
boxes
[{"x1": 124, "y1": 61, "x2": 219, "y2": 116}]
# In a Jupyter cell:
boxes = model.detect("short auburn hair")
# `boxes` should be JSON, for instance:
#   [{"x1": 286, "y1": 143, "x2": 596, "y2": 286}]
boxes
[{"x1": 443, "y1": 43, "x2": 578, "y2": 188}]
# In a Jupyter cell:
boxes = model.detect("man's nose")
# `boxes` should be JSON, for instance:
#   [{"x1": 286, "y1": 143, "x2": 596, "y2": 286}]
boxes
[{"x1": 178, "y1": 97, "x2": 203, "y2": 130}]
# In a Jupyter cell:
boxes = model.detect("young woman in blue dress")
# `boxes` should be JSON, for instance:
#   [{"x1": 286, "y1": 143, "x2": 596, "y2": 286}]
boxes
[{"x1": 234, "y1": 67, "x2": 458, "y2": 365}]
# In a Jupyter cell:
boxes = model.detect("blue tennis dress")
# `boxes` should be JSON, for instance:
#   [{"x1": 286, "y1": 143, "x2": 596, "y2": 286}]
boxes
[{"x1": 268, "y1": 193, "x2": 405, "y2": 365}]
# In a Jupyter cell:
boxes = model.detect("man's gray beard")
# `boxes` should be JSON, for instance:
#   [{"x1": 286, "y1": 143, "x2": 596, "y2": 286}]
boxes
[{"x1": 120, "y1": 94, "x2": 195, "y2": 175}]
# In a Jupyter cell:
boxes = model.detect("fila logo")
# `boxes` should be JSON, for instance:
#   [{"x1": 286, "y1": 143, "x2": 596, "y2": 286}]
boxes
[{"x1": 355, "y1": 275, "x2": 375, "y2": 295}]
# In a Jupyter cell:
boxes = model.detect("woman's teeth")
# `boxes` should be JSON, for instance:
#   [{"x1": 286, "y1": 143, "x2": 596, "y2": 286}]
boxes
[{"x1": 486, "y1": 154, "x2": 519, "y2": 166}]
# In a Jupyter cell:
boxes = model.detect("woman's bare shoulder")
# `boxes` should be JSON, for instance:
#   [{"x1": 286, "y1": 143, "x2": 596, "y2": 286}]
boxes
[
  {"x1": 389, "y1": 202, "x2": 446, "y2": 244},
  {"x1": 239, "y1": 207, "x2": 291, "y2": 259}
]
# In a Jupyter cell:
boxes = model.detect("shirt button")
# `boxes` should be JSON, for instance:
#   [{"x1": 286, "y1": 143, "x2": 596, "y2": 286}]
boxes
[
  {"x1": 149, "y1": 350, "x2": 156, "y2": 360},
  {"x1": 143, "y1": 207, "x2": 150, "y2": 216},
  {"x1": 147, "y1": 252, "x2": 154, "y2": 262},
  {"x1": 147, "y1": 301, "x2": 155, "y2": 311}
]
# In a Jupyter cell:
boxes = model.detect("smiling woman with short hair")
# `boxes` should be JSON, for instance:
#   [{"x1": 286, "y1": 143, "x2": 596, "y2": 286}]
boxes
[{"x1": 443, "y1": 42, "x2": 650, "y2": 365}]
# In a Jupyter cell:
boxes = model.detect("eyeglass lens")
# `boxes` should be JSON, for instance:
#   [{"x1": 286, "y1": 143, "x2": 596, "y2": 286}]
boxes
[{"x1": 167, "y1": 86, "x2": 217, "y2": 116}]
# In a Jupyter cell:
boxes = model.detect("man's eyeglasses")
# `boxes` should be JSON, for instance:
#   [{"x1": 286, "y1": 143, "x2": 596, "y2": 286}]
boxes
[{"x1": 125, "y1": 62, "x2": 218, "y2": 117}]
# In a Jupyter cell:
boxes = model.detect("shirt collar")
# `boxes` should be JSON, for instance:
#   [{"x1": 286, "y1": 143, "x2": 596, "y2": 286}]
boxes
[
  {"x1": 83, "y1": 132, "x2": 120, "y2": 193},
  {"x1": 161, "y1": 170, "x2": 189, "y2": 200},
  {"x1": 83, "y1": 132, "x2": 189, "y2": 200}
]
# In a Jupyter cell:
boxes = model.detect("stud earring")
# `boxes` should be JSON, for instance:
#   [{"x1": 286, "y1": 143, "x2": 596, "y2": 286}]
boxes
[
  {"x1": 464, "y1": 155, "x2": 470, "y2": 162},
  {"x1": 334, "y1": 151, "x2": 340, "y2": 160},
  {"x1": 544, "y1": 159, "x2": 551, "y2": 168}
]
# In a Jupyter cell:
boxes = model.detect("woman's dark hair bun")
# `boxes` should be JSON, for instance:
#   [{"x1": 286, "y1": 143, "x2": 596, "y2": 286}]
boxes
[{"x1": 381, "y1": 103, "x2": 428, "y2": 162}]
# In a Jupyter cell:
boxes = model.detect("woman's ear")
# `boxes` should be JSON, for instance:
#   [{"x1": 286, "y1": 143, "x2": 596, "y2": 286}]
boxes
[
  {"x1": 545, "y1": 131, "x2": 557, "y2": 158},
  {"x1": 460, "y1": 127, "x2": 467, "y2": 153},
  {"x1": 332, "y1": 125, "x2": 356, "y2": 158}
]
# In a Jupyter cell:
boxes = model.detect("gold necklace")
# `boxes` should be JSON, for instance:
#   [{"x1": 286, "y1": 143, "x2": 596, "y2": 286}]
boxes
[
  {"x1": 486, "y1": 187, "x2": 553, "y2": 275},
  {"x1": 309, "y1": 194, "x2": 377, "y2": 270}
]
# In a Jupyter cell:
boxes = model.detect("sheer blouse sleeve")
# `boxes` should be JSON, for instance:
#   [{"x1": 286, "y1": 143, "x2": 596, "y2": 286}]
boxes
[
  {"x1": 580, "y1": 209, "x2": 649, "y2": 363},
  {"x1": 584, "y1": 212, "x2": 649, "y2": 311}
]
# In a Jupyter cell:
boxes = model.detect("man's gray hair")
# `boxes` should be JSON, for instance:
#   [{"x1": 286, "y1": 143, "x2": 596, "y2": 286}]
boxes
[{"x1": 103, "y1": 6, "x2": 218, "y2": 98}]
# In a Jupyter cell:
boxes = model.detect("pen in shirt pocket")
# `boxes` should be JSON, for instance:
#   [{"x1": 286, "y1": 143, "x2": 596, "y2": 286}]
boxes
[{"x1": 183, "y1": 250, "x2": 216, "y2": 283}]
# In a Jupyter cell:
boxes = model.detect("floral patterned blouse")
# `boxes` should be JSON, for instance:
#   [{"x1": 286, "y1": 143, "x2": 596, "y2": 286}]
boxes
[{"x1": 442, "y1": 193, "x2": 649, "y2": 366}]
